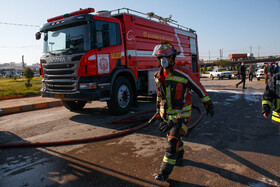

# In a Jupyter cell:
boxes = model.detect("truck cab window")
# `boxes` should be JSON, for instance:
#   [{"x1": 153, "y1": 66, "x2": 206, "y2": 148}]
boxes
[
  {"x1": 190, "y1": 38, "x2": 198, "y2": 73},
  {"x1": 95, "y1": 21, "x2": 121, "y2": 48},
  {"x1": 42, "y1": 24, "x2": 91, "y2": 54}
]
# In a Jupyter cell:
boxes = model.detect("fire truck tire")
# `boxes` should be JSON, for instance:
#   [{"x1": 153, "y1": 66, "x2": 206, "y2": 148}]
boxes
[
  {"x1": 107, "y1": 77, "x2": 133, "y2": 115},
  {"x1": 62, "y1": 100, "x2": 87, "y2": 111}
]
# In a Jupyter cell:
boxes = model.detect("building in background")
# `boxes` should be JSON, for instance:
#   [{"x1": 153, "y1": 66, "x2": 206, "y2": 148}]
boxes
[{"x1": 0, "y1": 62, "x2": 39, "y2": 77}]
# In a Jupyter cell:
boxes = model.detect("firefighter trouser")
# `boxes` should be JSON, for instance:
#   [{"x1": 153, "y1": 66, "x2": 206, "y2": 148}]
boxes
[{"x1": 159, "y1": 123, "x2": 184, "y2": 177}]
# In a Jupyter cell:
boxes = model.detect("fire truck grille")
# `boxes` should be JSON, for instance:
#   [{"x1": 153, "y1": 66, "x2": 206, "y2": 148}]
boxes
[{"x1": 43, "y1": 61, "x2": 79, "y2": 93}]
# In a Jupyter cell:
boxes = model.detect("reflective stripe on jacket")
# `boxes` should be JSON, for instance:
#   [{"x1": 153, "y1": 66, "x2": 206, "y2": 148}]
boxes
[{"x1": 262, "y1": 72, "x2": 280, "y2": 125}]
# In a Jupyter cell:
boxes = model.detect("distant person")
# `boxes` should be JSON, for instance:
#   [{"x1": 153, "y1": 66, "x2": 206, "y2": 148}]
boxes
[
  {"x1": 264, "y1": 63, "x2": 269, "y2": 84},
  {"x1": 274, "y1": 63, "x2": 280, "y2": 74},
  {"x1": 236, "y1": 62, "x2": 247, "y2": 89},
  {"x1": 248, "y1": 65, "x2": 254, "y2": 81},
  {"x1": 268, "y1": 63, "x2": 275, "y2": 80},
  {"x1": 262, "y1": 72, "x2": 280, "y2": 132}
]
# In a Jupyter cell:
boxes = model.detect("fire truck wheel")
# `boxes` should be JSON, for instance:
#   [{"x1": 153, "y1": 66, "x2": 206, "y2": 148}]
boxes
[
  {"x1": 62, "y1": 100, "x2": 87, "y2": 111},
  {"x1": 107, "y1": 77, "x2": 133, "y2": 115}
]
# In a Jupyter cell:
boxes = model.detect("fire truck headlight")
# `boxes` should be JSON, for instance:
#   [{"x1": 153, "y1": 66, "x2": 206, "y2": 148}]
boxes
[{"x1": 79, "y1": 82, "x2": 97, "y2": 89}]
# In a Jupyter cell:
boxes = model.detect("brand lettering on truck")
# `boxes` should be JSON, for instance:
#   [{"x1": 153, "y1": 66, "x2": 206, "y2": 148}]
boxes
[
  {"x1": 127, "y1": 30, "x2": 135, "y2": 40},
  {"x1": 143, "y1": 32, "x2": 173, "y2": 42},
  {"x1": 49, "y1": 57, "x2": 66, "y2": 63}
]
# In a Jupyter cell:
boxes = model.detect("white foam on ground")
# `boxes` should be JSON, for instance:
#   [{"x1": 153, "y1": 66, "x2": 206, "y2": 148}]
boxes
[
  {"x1": 206, "y1": 89, "x2": 263, "y2": 104},
  {"x1": 206, "y1": 89, "x2": 263, "y2": 95}
]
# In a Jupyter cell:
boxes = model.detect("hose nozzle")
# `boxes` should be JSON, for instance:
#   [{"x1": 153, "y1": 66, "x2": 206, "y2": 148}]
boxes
[{"x1": 149, "y1": 114, "x2": 160, "y2": 124}]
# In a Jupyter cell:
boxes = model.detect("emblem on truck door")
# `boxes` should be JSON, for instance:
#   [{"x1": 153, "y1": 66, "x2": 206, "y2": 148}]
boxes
[{"x1": 97, "y1": 54, "x2": 110, "y2": 74}]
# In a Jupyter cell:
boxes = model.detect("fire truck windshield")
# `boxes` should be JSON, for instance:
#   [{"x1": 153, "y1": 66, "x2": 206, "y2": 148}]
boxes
[{"x1": 43, "y1": 24, "x2": 91, "y2": 54}]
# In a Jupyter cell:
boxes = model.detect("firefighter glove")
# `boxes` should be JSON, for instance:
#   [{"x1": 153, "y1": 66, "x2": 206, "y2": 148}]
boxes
[
  {"x1": 263, "y1": 112, "x2": 270, "y2": 119},
  {"x1": 159, "y1": 120, "x2": 175, "y2": 133},
  {"x1": 204, "y1": 102, "x2": 214, "y2": 117},
  {"x1": 262, "y1": 103, "x2": 270, "y2": 117}
]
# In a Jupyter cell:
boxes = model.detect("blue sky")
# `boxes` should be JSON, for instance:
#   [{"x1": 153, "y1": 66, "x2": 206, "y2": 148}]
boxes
[{"x1": 0, "y1": 0, "x2": 279, "y2": 64}]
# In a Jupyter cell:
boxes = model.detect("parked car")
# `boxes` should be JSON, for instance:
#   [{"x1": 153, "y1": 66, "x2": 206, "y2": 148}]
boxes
[
  {"x1": 253, "y1": 68, "x2": 258, "y2": 77},
  {"x1": 209, "y1": 68, "x2": 232, "y2": 80},
  {"x1": 256, "y1": 69, "x2": 265, "y2": 80}
]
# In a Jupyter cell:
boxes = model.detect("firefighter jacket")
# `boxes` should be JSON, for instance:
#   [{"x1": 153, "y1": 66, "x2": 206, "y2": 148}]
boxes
[
  {"x1": 154, "y1": 65, "x2": 212, "y2": 135},
  {"x1": 262, "y1": 72, "x2": 280, "y2": 125}
]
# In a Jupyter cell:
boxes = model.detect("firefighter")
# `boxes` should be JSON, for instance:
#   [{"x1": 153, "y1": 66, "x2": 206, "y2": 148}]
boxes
[
  {"x1": 151, "y1": 42, "x2": 214, "y2": 182},
  {"x1": 262, "y1": 72, "x2": 280, "y2": 131}
]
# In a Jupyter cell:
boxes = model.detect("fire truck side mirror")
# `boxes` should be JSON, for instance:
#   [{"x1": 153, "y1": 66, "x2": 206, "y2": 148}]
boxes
[{"x1": 35, "y1": 32, "x2": 41, "y2": 40}]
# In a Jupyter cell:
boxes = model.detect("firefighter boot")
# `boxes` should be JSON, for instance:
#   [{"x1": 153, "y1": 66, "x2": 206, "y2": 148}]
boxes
[
  {"x1": 155, "y1": 173, "x2": 169, "y2": 182},
  {"x1": 155, "y1": 158, "x2": 174, "y2": 182}
]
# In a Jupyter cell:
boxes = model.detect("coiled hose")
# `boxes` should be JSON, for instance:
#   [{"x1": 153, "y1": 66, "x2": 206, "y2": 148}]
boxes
[{"x1": 0, "y1": 105, "x2": 203, "y2": 148}]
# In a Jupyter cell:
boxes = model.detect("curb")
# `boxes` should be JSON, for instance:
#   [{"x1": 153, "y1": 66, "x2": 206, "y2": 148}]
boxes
[
  {"x1": 0, "y1": 95, "x2": 24, "y2": 100},
  {"x1": 0, "y1": 100, "x2": 63, "y2": 116}
]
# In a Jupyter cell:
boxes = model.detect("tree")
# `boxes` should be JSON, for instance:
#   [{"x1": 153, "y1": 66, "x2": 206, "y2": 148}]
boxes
[
  {"x1": 24, "y1": 67, "x2": 34, "y2": 88},
  {"x1": 201, "y1": 65, "x2": 207, "y2": 74},
  {"x1": 236, "y1": 63, "x2": 241, "y2": 72},
  {"x1": 215, "y1": 59, "x2": 231, "y2": 67}
]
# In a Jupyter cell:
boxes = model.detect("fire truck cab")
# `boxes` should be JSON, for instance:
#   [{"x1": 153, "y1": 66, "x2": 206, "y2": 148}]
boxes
[{"x1": 36, "y1": 8, "x2": 200, "y2": 114}]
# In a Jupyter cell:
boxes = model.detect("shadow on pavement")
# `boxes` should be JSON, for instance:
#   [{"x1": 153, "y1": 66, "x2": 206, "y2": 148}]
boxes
[{"x1": 0, "y1": 131, "x2": 158, "y2": 186}]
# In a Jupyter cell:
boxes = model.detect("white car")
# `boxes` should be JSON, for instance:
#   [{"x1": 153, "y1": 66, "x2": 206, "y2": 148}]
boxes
[
  {"x1": 256, "y1": 69, "x2": 265, "y2": 80},
  {"x1": 209, "y1": 68, "x2": 232, "y2": 80}
]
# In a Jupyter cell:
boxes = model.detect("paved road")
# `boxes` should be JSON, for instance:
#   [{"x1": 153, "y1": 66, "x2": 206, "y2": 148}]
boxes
[{"x1": 0, "y1": 79, "x2": 279, "y2": 186}]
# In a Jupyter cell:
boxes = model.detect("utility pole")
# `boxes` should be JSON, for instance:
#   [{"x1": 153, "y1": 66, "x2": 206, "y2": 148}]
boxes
[
  {"x1": 22, "y1": 55, "x2": 26, "y2": 73},
  {"x1": 258, "y1": 45, "x2": 260, "y2": 58},
  {"x1": 219, "y1": 49, "x2": 223, "y2": 60},
  {"x1": 208, "y1": 51, "x2": 210, "y2": 61}
]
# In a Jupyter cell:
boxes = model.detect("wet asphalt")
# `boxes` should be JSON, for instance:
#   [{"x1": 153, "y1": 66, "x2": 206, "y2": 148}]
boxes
[{"x1": 0, "y1": 78, "x2": 279, "y2": 186}]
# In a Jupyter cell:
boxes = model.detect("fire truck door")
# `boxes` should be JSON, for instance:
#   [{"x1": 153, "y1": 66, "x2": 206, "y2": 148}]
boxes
[{"x1": 95, "y1": 20, "x2": 123, "y2": 75}]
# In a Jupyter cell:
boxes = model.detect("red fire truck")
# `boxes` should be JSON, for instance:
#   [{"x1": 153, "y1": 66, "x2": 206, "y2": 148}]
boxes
[{"x1": 36, "y1": 8, "x2": 200, "y2": 114}]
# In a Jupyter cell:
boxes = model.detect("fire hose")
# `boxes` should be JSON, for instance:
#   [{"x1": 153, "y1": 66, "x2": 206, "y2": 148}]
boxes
[{"x1": 0, "y1": 105, "x2": 203, "y2": 148}]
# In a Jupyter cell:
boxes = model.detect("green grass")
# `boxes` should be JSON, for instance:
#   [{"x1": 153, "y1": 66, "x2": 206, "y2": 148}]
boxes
[{"x1": 0, "y1": 77, "x2": 43, "y2": 97}]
